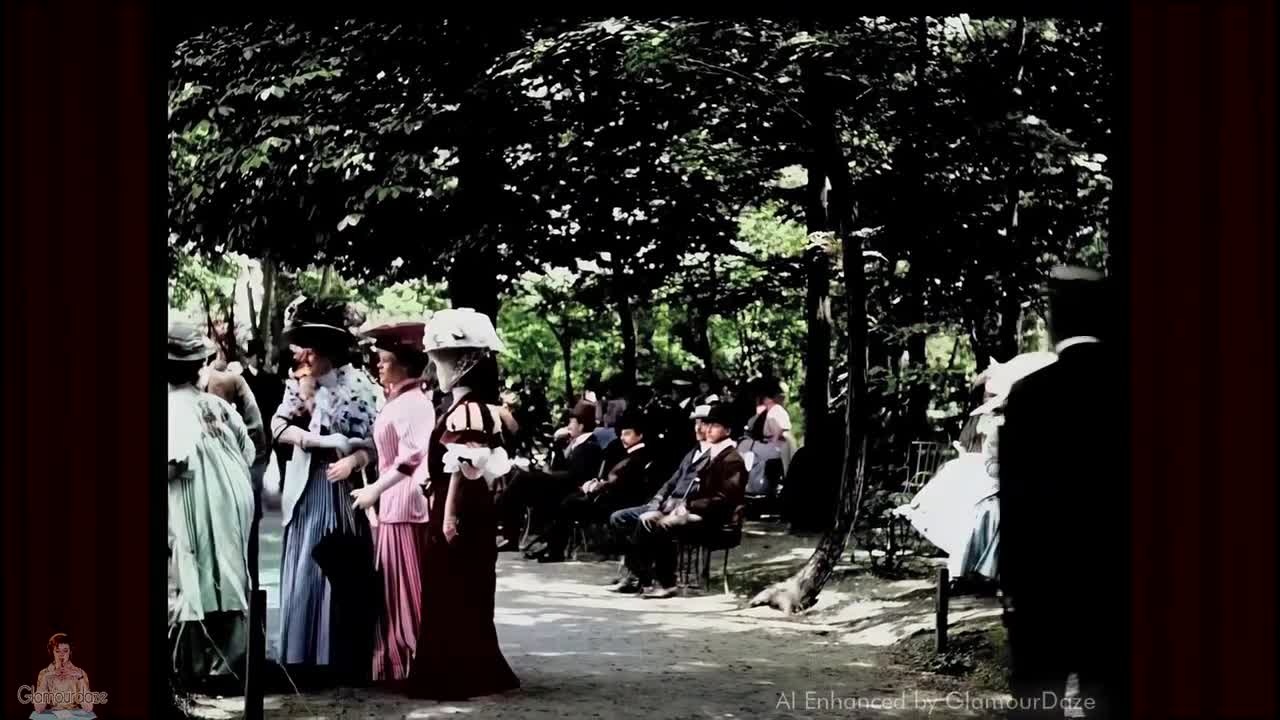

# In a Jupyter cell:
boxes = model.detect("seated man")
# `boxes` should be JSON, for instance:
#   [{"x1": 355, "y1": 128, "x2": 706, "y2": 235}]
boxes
[
  {"x1": 499, "y1": 399, "x2": 602, "y2": 550},
  {"x1": 609, "y1": 403, "x2": 746, "y2": 599},
  {"x1": 534, "y1": 410, "x2": 656, "y2": 562}
]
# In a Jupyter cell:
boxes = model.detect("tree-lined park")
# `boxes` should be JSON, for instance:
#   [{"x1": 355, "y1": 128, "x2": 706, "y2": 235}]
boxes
[{"x1": 169, "y1": 16, "x2": 1111, "y2": 613}]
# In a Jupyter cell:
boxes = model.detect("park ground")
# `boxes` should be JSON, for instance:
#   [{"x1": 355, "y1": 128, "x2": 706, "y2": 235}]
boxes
[{"x1": 182, "y1": 482, "x2": 1010, "y2": 720}]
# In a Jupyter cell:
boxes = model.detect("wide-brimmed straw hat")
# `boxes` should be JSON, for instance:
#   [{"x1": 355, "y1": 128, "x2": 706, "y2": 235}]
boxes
[
  {"x1": 167, "y1": 322, "x2": 216, "y2": 362},
  {"x1": 422, "y1": 308, "x2": 505, "y2": 353}
]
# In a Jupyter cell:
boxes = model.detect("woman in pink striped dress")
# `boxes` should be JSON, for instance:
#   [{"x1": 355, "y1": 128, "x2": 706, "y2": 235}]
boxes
[{"x1": 349, "y1": 322, "x2": 434, "y2": 682}]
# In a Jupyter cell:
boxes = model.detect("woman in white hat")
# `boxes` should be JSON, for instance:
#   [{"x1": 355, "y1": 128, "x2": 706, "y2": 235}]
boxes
[
  {"x1": 270, "y1": 296, "x2": 381, "y2": 678},
  {"x1": 406, "y1": 308, "x2": 519, "y2": 700},
  {"x1": 166, "y1": 322, "x2": 255, "y2": 685}
]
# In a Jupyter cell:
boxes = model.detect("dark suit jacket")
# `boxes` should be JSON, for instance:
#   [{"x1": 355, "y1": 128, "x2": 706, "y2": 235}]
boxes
[
  {"x1": 549, "y1": 434, "x2": 603, "y2": 488},
  {"x1": 999, "y1": 341, "x2": 1125, "y2": 634},
  {"x1": 687, "y1": 446, "x2": 748, "y2": 526},
  {"x1": 646, "y1": 447, "x2": 706, "y2": 511},
  {"x1": 594, "y1": 445, "x2": 656, "y2": 507}
]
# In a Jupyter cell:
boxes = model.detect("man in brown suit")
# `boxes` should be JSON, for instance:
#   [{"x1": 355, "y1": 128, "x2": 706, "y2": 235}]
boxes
[{"x1": 624, "y1": 404, "x2": 746, "y2": 599}]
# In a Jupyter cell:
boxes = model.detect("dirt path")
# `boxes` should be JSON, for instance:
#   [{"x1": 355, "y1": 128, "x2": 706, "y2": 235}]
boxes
[{"x1": 188, "y1": 526, "x2": 1009, "y2": 719}]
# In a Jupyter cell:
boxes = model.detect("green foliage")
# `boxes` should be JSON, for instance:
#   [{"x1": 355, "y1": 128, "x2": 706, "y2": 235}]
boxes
[{"x1": 168, "y1": 16, "x2": 1110, "y2": 468}]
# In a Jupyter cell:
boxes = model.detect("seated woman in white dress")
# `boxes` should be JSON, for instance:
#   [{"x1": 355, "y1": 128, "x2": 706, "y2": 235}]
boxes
[{"x1": 898, "y1": 352, "x2": 1057, "y2": 586}]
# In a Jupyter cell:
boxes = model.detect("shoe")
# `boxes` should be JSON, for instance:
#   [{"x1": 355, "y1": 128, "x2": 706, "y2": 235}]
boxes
[
  {"x1": 496, "y1": 536, "x2": 521, "y2": 552},
  {"x1": 610, "y1": 578, "x2": 643, "y2": 594},
  {"x1": 642, "y1": 585, "x2": 678, "y2": 599},
  {"x1": 522, "y1": 540, "x2": 548, "y2": 559},
  {"x1": 537, "y1": 552, "x2": 566, "y2": 564}
]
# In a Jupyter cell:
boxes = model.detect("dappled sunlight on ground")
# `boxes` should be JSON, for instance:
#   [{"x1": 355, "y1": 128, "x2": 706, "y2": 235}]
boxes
[{"x1": 191, "y1": 518, "x2": 1007, "y2": 718}]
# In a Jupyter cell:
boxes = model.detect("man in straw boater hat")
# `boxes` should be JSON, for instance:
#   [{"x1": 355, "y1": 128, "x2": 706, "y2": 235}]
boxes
[
  {"x1": 617, "y1": 403, "x2": 746, "y2": 599},
  {"x1": 405, "y1": 307, "x2": 519, "y2": 700},
  {"x1": 166, "y1": 322, "x2": 256, "y2": 688},
  {"x1": 607, "y1": 401, "x2": 715, "y2": 592},
  {"x1": 998, "y1": 266, "x2": 1125, "y2": 719}
]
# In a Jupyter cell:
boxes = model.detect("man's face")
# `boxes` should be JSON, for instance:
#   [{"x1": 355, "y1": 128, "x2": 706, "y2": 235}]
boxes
[
  {"x1": 704, "y1": 422, "x2": 730, "y2": 444},
  {"x1": 694, "y1": 419, "x2": 708, "y2": 442},
  {"x1": 620, "y1": 428, "x2": 642, "y2": 448}
]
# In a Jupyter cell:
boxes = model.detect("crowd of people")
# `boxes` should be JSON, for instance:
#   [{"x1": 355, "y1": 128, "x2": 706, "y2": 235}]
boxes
[
  {"x1": 167, "y1": 295, "x2": 796, "y2": 698},
  {"x1": 167, "y1": 265, "x2": 1118, "y2": 716}
]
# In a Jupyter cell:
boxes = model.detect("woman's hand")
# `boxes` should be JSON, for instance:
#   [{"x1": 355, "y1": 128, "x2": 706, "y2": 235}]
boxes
[
  {"x1": 327, "y1": 455, "x2": 359, "y2": 483},
  {"x1": 350, "y1": 483, "x2": 381, "y2": 510},
  {"x1": 443, "y1": 514, "x2": 460, "y2": 543}
]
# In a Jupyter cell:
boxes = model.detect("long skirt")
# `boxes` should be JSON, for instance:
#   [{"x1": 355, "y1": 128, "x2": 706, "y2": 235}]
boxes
[
  {"x1": 408, "y1": 476, "x2": 519, "y2": 700},
  {"x1": 278, "y1": 462, "x2": 374, "y2": 679},
  {"x1": 372, "y1": 522, "x2": 429, "y2": 681},
  {"x1": 955, "y1": 495, "x2": 1000, "y2": 580}
]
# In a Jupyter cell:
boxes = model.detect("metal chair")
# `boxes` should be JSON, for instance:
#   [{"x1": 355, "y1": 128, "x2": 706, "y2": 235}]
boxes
[
  {"x1": 675, "y1": 505, "x2": 745, "y2": 595},
  {"x1": 904, "y1": 440, "x2": 953, "y2": 494},
  {"x1": 885, "y1": 441, "x2": 955, "y2": 565},
  {"x1": 565, "y1": 520, "x2": 590, "y2": 560}
]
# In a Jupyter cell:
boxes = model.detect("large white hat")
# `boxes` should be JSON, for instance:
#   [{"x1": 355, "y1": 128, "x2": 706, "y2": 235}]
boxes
[
  {"x1": 422, "y1": 308, "x2": 505, "y2": 353},
  {"x1": 971, "y1": 351, "x2": 1057, "y2": 416}
]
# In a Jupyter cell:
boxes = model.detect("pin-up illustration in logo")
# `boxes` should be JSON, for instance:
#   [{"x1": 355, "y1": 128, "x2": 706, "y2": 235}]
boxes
[{"x1": 18, "y1": 633, "x2": 105, "y2": 719}]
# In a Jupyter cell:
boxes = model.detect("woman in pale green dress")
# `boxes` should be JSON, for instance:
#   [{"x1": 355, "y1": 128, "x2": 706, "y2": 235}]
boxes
[{"x1": 166, "y1": 323, "x2": 255, "y2": 685}]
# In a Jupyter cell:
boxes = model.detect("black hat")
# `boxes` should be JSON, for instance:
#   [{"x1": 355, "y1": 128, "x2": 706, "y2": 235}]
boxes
[
  {"x1": 568, "y1": 399, "x2": 597, "y2": 429},
  {"x1": 1044, "y1": 265, "x2": 1108, "y2": 339},
  {"x1": 614, "y1": 409, "x2": 649, "y2": 436},
  {"x1": 702, "y1": 403, "x2": 737, "y2": 430},
  {"x1": 282, "y1": 295, "x2": 362, "y2": 352}
]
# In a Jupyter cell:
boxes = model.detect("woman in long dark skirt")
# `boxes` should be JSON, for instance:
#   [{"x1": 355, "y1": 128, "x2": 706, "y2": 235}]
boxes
[{"x1": 407, "y1": 309, "x2": 518, "y2": 700}]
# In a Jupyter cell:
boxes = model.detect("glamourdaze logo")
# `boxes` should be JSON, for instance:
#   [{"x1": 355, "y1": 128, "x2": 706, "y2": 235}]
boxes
[{"x1": 17, "y1": 633, "x2": 103, "y2": 719}]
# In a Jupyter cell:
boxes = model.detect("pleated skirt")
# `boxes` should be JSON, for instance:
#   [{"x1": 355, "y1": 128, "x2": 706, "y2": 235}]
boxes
[
  {"x1": 372, "y1": 522, "x2": 429, "y2": 681},
  {"x1": 278, "y1": 463, "x2": 351, "y2": 667}
]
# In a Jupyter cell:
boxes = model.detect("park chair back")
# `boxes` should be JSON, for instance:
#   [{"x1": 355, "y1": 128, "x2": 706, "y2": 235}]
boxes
[{"x1": 904, "y1": 440, "x2": 953, "y2": 495}]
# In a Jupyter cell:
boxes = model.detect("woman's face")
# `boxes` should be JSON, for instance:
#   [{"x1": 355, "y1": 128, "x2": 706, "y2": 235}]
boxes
[
  {"x1": 53, "y1": 643, "x2": 70, "y2": 664},
  {"x1": 297, "y1": 348, "x2": 333, "y2": 377},
  {"x1": 566, "y1": 417, "x2": 584, "y2": 439},
  {"x1": 377, "y1": 351, "x2": 407, "y2": 387}
]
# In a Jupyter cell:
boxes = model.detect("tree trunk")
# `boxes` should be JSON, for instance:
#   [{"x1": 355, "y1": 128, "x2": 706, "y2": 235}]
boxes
[
  {"x1": 447, "y1": 244, "x2": 499, "y2": 322},
  {"x1": 224, "y1": 297, "x2": 239, "y2": 361},
  {"x1": 613, "y1": 277, "x2": 638, "y2": 391},
  {"x1": 801, "y1": 59, "x2": 834, "y2": 450},
  {"x1": 995, "y1": 18, "x2": 1028, "y2": 363},
  {"x1": 902, "y1": 16, "x2": 933, "y2": 443},
  {"x1": 257, "y1": 257, "x2": 276, "y2": 361},
  {"x1": 688, "y1": 306, "x2": 716, "y2": 382},
  {"x1": 752, "y1": 64, "x2": 867, "y2": 613}
]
